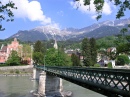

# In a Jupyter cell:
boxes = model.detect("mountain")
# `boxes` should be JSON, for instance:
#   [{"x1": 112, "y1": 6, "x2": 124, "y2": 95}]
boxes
[
  {"x1": 8, "y1": 18, "x2": 130, "y2": 42},
  {"x1": 10, "y1": 26, "x2": 68, "y2": 42}
]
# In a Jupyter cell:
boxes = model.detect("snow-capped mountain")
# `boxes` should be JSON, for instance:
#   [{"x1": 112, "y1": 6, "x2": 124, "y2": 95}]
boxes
[{"x1": 8, "y1": 18, "x2": 130, "y2": 42}]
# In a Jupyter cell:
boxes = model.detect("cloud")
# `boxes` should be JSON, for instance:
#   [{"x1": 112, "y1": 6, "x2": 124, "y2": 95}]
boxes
[
  {"x1": 70, "y1": 0, "x2": 113, "y2": 19},
  {"x1": 2, "y1": 0, "x2": 51, "y2": 24},
  {"x1": 91, "y1": 15, "x2": 97, "y2": 20}
]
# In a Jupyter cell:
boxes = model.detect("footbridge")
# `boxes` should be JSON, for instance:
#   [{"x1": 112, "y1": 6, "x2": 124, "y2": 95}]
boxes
[{"x1": 34, "y1": 65, "x2": 130, "y2": 97}]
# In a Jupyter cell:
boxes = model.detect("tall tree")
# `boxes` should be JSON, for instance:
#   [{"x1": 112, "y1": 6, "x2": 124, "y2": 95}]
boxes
[
  {"x1": 90, "y1": 38, "x2": 97, "y2": 66},
  {"x1": 120, "y1": 28, "x2": 128, "y2": 43},
  {"x1": 33, "y1": 40, "x2": 45, "y2": 53},
  {"x1": 33, "y1": 40, "x2": 45, "y2": 65},
  {"x1": 0, "y1": 1, "x2": 17, "y2": 31},
  {"x1": 82, "y1": 38, "x2": 91, "y2": 66},
  {"x1": 33, "y1": 52, "x2": 44, "y2": 65},
  {"x1": 114, "y1": 34, "x2": 130, "y2": 55},
  {"x1": 22, "y1": 44, "x2": 31, "y2": 64},
  {"x1": 71, "y1": 53, "x2": 80, "y2": 66}
]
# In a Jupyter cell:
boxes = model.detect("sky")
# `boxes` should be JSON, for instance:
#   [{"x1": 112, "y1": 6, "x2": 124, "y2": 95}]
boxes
[{"x1": 0, "y1": 0, "x2": 130, "y2": 39}]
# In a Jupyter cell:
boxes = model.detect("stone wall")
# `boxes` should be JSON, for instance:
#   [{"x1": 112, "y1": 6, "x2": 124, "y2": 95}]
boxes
[
  {"x1": 0, "y1": 65, "x2": 33, "y2": 70},
  {"x1": 0, "y1": 65, "x2": 33, "y2": 76}
]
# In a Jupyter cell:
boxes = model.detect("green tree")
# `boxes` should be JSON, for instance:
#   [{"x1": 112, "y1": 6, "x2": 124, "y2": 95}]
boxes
[
  {"x1": 22, "y1": 44, "x2": 31, "y2": 64},
  {"x1": 74, "y1": 0, "x2": 130, "y2": 20},
  {"x1": 116, "y1": 54, "x2": 129, "y2": 65},
  {"x1": 33, "y1": 40, "x2": 45, "y2": 65},
  {"x1": 6, "y1": 50, "x2": 21, "y2": 66},
  {"x1": 90, "y1": 38, "x2": 97, "y2": 66},
  {"x1": 116, "y1": 43, "x2": 130, "y2": 58},
  {"x1": 114, "y1": 34, "x2": 130, "y2": 55},
  {"x1": 97, "y1": 36, "x2": 117, "y2": 49},
  {"x1": 120, "y1": 28, "x2": 128, "y2": 36},
  {"x1": 71, "y1": 53, "x2": 80, "y2": 66},
  {"x1": 120, "y1": 28, "x2": 128, "y2": 43},
  {"x1": 33, "y1": 40, "x2": 45, "y2": 53},
  {"x1": 45, "y1": 48, "x2": 72, "y2": 66},
  {"x1": 0, "y1": 1, "x2": 17, "y2": 31},
  {"x1": 22, "y1": 44, "x2": 31, "y2": 57},
  {"x1": 33, "y1": 52, "x2": 44, "y2": 65},
  {"x1": 82, "y1": 38, "x2": 91, "y2": 66}
]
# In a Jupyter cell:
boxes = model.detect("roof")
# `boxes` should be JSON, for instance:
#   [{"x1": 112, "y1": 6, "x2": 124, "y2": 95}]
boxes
[{"x1": 66, "y1": 51, "x2": 77, "y2": 54}]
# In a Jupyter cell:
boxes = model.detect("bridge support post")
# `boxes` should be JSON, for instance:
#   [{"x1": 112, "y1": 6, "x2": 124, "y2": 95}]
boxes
[
  {"x1": 32, "y1": 68, "x2": 36, "y2": 80},
  {"x1": 38, "y1": 71, "x2": 46, "y2": 96},
  {"x1": 45, "y1": 74, "x2": 63, "y2": 94},
  {"x1": 32, "y1": 68, "x2": 41, "y2": 80},
  {"x1": 37, "y1": 71, "x2": 63, "y2": 96}
]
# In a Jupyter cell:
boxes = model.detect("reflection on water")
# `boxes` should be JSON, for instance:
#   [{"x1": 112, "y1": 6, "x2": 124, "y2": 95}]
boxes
[{"x1": 0, "y1": 76, "x2": 105, "y2": 97}]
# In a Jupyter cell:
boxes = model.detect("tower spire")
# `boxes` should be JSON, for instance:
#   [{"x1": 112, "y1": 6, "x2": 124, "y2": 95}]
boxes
[{"x1": 54, "y1": 35, "x2": 58, "y2": 49}]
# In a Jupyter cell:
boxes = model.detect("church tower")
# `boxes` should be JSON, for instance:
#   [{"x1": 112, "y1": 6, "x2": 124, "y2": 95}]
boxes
[{"x1": 53, "y1": 35, "x2": 58, "y2": 49}]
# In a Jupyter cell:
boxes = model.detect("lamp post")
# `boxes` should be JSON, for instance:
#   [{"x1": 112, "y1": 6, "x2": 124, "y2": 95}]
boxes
[
  {"x1": 31, "y1": 45, "x2": 33, "y2": 65},
  {"x1": 44, "y1": 55, "x2": 46, "y2": 71}
]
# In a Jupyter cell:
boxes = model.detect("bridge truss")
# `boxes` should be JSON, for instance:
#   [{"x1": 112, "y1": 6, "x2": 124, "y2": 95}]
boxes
[{"x1": 35, "y1": 66, "x2": 130, "y2": 97}]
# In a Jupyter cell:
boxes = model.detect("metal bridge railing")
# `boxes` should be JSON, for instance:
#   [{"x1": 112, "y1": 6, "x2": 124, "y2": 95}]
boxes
[{"x1": 35, "y1": 65, "x2": 130, "y2": 97}]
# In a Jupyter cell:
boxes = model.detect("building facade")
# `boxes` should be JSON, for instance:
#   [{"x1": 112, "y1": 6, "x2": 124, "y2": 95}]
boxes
[
  {"x1": 0, "y1": 45, "x2": 8, "y2": 63},
  {"x1": 0, "y1": 38, "x2": 31, "y2": 64}
]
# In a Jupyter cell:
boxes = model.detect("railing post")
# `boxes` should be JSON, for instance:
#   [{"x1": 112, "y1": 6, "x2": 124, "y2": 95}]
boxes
[
  {"x1": 128, "y1": 75, "x2": 130, "y2": 94},
  {"x1": 104, "y1": 72, "x2": 107, "y2": 86}
]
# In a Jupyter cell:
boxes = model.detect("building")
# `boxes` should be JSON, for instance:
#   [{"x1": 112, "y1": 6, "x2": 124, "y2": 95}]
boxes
[
  {"x1": 0, "y1": 44, "x2": 8, "y2": 63},
  {"x1": 53, "y1": 34, "x2": 58, "y2": 50},
  {"x1": 7, "y1": 38, "x2": 23, "y2": 57},
  {"x1": 65, "y1": 49, "x2": 83, "y2": 60},
  {"x1": 54, "y1": 38, "x2": 58, "y2": 49},
  {"x1": 0, "y1": 38, "x2": 31, "y2": 64}
]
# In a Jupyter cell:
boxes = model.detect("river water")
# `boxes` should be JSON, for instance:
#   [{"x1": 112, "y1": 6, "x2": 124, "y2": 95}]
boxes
[{"x1": 0, "y1": 76, "x2": 105, "y2": 97}]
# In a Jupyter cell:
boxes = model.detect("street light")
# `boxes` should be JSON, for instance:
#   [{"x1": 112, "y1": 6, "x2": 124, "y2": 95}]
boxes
[
  {"x1": 31, "y1": 45, "x2": 33, "y2": 65},
  {"x1": 44, "y1": 55, "x2": 46, "y2": 71}
]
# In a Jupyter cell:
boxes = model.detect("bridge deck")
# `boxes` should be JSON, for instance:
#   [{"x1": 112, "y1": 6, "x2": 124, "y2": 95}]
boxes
[{"x1": 35, "y1": 65, "x2": 130, "y2": 97}]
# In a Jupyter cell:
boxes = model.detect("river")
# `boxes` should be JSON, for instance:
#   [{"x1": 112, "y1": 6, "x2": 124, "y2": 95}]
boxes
[{"x1": 0, "y1": 76, "x2": 105, "y2": 97}]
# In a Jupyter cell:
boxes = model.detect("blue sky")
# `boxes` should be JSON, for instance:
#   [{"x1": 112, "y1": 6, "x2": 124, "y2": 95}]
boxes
[{"x1": 0, "y1": 0, "x2": 130, "y2": 39}]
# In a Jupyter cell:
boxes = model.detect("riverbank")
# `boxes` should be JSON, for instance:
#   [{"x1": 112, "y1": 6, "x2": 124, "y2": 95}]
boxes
[{"x1": 0, "y1": 65, "x2": 33, "y2": 76}]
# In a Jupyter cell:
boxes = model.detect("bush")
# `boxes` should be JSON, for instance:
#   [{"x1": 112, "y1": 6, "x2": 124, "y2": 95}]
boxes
[
  {"x1": 107, "y1": 62, "x2": 112, "y2": 68},
  {"x1": 116, "y1": 54, "x2": 130, "y2": 65},
  {"x1": 94, "y1": 63, "x2": 100, "y2": 67},
  {"x1": 15, "y1": 70, "x2": 20, "y2": 74},
  {"x1": 0, "y1": 63, "x2": 8, "y2": 67},
  {"x1": 10, "y1": 70, "x2": 14, "y2": 73}
]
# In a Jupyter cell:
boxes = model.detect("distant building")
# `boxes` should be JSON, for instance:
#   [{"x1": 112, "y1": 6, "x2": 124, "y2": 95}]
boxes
[
  {"x1": 65, "y1": 49, "x2": 83, "y2": 60},
  {"x1": 54, "y1": 38, "x2": 58, "y2": 49},
  {"x1": 7, "y1": 38, "x2": 23, "y2": 57},
  {"x1": 0, "y1": 38, "x2": 31, "y2": 64},
  {"x1": 97, "y1": 47, "x2": 116, "y2": 67},
  {"x1": 0, "y1": 44, "x2": 8, "y2": 63}
]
